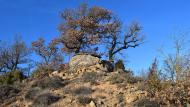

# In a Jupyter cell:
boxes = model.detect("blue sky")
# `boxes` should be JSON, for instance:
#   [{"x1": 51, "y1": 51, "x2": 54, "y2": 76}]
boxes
[{"x1": 0, "y1": 0, "x2": 190, "y2": 74}]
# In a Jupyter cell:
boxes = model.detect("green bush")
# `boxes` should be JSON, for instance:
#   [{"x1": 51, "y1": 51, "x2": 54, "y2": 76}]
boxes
[
  {"x1": 0, "y1": 70, "x2": 25, "y2": 85},
  {"x1": 114, "y1": 60, "x2": 125, "y2": 71}
]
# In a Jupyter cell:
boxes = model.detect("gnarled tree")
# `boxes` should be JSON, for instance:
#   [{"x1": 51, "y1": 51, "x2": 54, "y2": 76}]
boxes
[
  {"x1": 0, "y1": 36, "x2": 30, "y2": 73},
  {"x1": 104, "y1": 20, "x2": 143, "y2": 61},
  {"x1": 58, "y1": 3, "x2": 112, "y2": 54},
  {"x1": 59, "y1": 4, "x2": 143, "y2": 61},
  {"x1": 32, "y1": 38, "x2": 63, "y2": 71}
]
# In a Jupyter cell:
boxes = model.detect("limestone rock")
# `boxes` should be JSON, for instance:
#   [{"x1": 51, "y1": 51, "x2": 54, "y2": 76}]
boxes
[
  {"x1": 70, "y1": 54, "x2": 100, "y2": 69},
  {"x1": 49, "y1": 70, "x2": 67, "y2": 79},
  {"x1": 89, "y1": 101, "x2": 96, "y2": 107},
  {"x1": 69, "y1": 54, "x2": 113, "y2": 73}
]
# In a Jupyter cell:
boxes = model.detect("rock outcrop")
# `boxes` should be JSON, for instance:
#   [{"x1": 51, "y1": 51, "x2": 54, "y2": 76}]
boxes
[{"x1": 69, "y1": 54, "x2": 113, "y2": 74}]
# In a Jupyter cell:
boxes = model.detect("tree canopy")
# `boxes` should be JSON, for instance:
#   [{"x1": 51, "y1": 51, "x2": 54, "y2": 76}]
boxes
[{"x1": 58, "y1": 4, "x2": 144, "y2": 61}]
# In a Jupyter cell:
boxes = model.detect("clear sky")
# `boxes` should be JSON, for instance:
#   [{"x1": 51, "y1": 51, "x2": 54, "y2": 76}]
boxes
[{"x1": 0, "y1": 0, "x2": 190, "y2": 74}]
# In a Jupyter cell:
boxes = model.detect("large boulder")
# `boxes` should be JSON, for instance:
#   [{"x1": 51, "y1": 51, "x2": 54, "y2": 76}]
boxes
[
  {"x1": 69, "y1": 54, "x2": 101, "y2": 69},
  {"x1": 69, "y1": 54, "x2": 113, "y2": 73}
]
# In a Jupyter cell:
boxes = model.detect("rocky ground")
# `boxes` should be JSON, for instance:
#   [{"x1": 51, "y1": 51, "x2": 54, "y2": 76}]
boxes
[
  {"x1": 1, "y1": 54, "x2": 189, "y2": 107},
  {"x1": 0, "y1": 71, "x2": 152, "y2": 107}
]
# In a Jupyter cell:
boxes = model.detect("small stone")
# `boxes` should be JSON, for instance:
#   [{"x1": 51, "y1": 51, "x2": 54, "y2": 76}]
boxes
[{"x1": 89, "y1": 101, "x2": 96, "y2": 107}]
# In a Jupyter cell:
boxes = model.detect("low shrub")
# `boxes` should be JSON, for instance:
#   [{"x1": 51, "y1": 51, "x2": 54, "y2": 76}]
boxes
[
  {"x1": 32, "y1": 93, "x2": 60, "y2": 107},
  {"x1": 64, "y1": 86, "x2": 94, "y2": 96},
  {"x1": 72, "y1": 86, "x2": 94, "y2": 96},
  {"x1": 81, "y1": 72, "x2": 105, "y2": 84},
  {"x1": 154, "y1": 83, "x2": 190, "y2": 106},
  {"x1": 77, "y1": 96, "x2": 94, "y2": 105},
  {"x1": 134, "y1": 98, "x2": 160, "y2": 107},
  {"x1": 138, "y1": 81, "x2": 190, "y2": 106},
  {"x1": 25, "y1": 87, "x2": 41, "y2": 101},
  {"x1": 108, "y1": 74, "x2": 123, "y2": 84},
  {"x1": 0, "y1": 70, "x2": 25, "y2": 85},
  {"x1": 59, "y1": 63, "x2": 69, "y2": 71},
  {"x1": 116, "y1": 93, "x2": 125, "y2": 103},
  {"x1": 146, "y1": 59, "x2": 162, "y2": 97},
  {"x1": 31, "y1": 68, "x2": 51, "y2": 78},
  {"x1": 114, "y1": 60, "x2": 125, "y2": 71},
  {"x1": 137, "y1": 82, "x2": 147, "y2": 91},
  {"x1": 31, "y1": 77, "x2": 66, "y2": 89},
  {"x1": 0, "y1": 85, "x2": 20, "y2": 103},
  {"x1": 107, "y1": 72, "x2": 139, "y2": 85}
]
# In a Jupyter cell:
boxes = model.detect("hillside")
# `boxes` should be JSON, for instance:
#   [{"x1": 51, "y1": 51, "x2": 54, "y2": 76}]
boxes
[{"x1": 0, "y1": 54, "x2": 190, "y2": 107}]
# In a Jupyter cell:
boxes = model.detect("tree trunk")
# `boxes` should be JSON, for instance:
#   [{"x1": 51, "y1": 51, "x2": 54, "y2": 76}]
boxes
[{"x1": 108, "y1": 51, "x2": 114, "y2": 62}]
